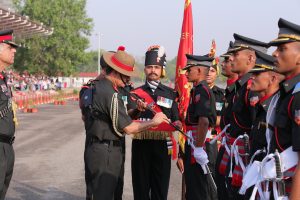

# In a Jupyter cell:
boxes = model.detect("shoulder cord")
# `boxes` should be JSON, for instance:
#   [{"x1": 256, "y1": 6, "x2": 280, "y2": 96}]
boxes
[
  {"x1": 110, "y1": 93, "x2": 124, "y2": 137},
  {"x1": 266, "y1": 92, "x2": 280, "y2": 154},
  {"x1": 12, "y1": 101, "x2": 18, "y2": 126}
]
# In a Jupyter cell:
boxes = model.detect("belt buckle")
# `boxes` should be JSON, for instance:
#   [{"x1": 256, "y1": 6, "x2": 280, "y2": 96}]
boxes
[{"x1": 9, "y1": 136, "x2": 15, "y2": 144}]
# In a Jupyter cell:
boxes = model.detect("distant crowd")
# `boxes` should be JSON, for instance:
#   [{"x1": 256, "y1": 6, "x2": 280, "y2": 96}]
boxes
[{"x1": 5, "y1": 70, "x2": 63, "y2": 92}]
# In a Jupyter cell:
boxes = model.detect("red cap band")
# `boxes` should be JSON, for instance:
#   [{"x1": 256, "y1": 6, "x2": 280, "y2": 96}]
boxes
[
  {"x1": 0, "y1": 35, "x2": 12, "y2": 42},
  {"x1": 111, "y1": 55, "x2": 134, "y2": 72}
]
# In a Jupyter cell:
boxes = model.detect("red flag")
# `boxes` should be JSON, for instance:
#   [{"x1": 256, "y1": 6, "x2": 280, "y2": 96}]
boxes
[{"x1": 175, "y1": 0, "x2": 193, "y2": 152}]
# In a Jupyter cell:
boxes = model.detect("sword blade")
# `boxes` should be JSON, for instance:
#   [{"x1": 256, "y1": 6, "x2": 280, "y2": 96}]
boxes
[{"x1": 205, "y1": 164, "x2": 217, "y2": 193}]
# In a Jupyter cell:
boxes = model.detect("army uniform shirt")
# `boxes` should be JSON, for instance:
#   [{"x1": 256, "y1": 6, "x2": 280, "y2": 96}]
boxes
[
  {"x1": 130, "y1": 82, "x2": 179, "y2": 123},
  {"x1": 0, "y1": 72, "x2": 14, "y2": 136},
  {"x1": 87, "y1": 78, "x2": 132, "y2": 141},
  {"x1": 186, "y1": 80, "x2": 217, "y2": 126},
  {"x1": 250, "y1": 93, "x2": 277, "y2": 159},
  {"x1": 220, "y1": 80, "x2": 236, "y2": 130},
  {"x1": 272, "y1": 74, "x2": 300, "y2": 152},
  {"x1": 228, "y1": 73, "x2": 258, "y2": 138}
]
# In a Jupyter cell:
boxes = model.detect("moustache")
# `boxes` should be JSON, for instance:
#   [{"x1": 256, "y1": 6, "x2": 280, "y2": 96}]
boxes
[{"x1": 149, "y1": 73, "x2": 158, "y2": 76}]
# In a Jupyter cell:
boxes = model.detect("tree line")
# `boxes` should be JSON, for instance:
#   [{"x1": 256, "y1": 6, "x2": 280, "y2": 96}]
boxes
[{"x1": 10, "y1": 0, "x2": 178, "y2": 81}]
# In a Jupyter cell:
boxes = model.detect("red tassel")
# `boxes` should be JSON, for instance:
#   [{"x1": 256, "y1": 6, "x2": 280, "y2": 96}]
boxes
[
  {"x1": 118, "y1": 46, "x2": 125, "y2": 51},
  {"x1": 231, "y1": 165, "x2": 243, "y2": 187}
]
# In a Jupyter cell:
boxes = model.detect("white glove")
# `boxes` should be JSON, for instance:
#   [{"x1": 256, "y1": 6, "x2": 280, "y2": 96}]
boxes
[{"x1": 193, "y1": 147, "x2": 209, "y2": 165}]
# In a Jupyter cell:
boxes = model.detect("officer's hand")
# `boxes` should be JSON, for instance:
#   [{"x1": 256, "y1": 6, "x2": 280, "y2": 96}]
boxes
[
  {"x1": 173, "y1": 120, "x2": 182, "y2": 129},
  {"x1": 152, "y1": 112, "x2": 168, "y2": 126},
  {"x1": 136, "y1": 99, "x2": 147, "y2": 112},
  {"x1": 176, "y1": 158, "x2": 184, "y2": 173}
]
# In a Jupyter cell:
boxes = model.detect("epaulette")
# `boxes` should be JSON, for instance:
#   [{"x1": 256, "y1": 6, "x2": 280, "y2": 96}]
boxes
[{"x1": 292, "y1": 82, "x2": 300, "y2": 94}]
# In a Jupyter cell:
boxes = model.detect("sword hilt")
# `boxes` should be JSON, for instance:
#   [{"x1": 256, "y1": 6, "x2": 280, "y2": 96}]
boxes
[
  {"x1": 274, "y1": 149, "x2": 286, "y2": 197},
  {"x1": 274, "y1": 149, "x2": 283, "y2": 179},
  {"x1": 242, "y1": 134, "x2": 250, "y2": 165}
]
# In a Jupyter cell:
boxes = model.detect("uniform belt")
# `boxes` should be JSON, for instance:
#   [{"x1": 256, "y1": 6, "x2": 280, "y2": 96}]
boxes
[
  {"x1": 0, "y1": 134, "x2": 15, "y2": 145},
  {"x1": 90, "y1": 137, "x2": 121, "y2": 147}
]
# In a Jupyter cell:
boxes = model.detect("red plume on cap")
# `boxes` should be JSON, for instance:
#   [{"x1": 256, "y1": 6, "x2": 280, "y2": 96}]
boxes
[{"x1": 118, "y1": 46, "x2": 125, "y2": 51}]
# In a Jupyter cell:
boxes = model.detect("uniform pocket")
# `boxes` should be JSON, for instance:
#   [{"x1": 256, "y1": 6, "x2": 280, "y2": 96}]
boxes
[{"x1": 107, "y1": 147, "x2": 122, "y2": 177}]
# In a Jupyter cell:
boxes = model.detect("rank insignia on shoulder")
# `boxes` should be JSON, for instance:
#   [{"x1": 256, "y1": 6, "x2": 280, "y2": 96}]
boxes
[
  {"x1": 250, "y1": 96, "x2": 259, "y2": 106},
  {"x1": 157, "y1": 96, "x2": 173, "y2": 108},
  {"x1": 292, "y1": 82, "x2": 300, "y2": 94},
  {"x1": 295, "y1": 110, "x2": 300, "y2": 126},
  {"x1": 195, "y1": 94, "x2": 200, "y2": 103}
]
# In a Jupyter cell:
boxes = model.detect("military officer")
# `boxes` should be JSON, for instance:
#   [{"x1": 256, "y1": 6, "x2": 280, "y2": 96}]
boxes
[
  {"x1": 129, "y1": 45, "x2": 181, "y2": 200},
  {"x1": 216, "y1": 34, "x2": 269, "y2": 200},
  {"x1": 219, "y1": 41, "x2": 239, "y2": 130},
  {"x1": 215, "y1": 41, "x2": 238, "y2": 200},
  {"x1": 183, "y1": 54, "x2": 217, "y2": 200},
  {"x1": 269, "y1": 18, "x2": 300, "y2": 199},
  {"x1": 0, "y1": 30, "x2": 18, "y2": 200},
  {"x1": 248, "y1": 51, "x2": 284, "y2": 160},
  {"x1": 84, "y1": 46, "x2": 168, "y2": 200},
  {"x1": 207, "y1": 60, "x2": 225, "y2": 128},
  {"x1": 206, "y1": 59, "x2": 225, "y2": 200}
]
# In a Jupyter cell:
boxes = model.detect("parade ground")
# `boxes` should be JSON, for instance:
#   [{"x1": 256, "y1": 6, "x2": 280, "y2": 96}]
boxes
[{"x1": 5, "y1": 100, "x2": 181, "y2": 200}]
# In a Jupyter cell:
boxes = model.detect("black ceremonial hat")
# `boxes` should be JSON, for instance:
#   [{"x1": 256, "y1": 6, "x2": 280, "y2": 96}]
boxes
[
  {"x1": 269, "y1": 18, "x2": 300, "y2": 46},
  {"x1": 249, "y1": 51, "x2": 277, "y2": 73},
  {"x1": 228, "y1": 33, "x2": 269, "y2": 53},
  {"x1": 183, "y1": 54, "x2": 214, "y2": 70},
  {"x1": 220, "y1": 41, "x2": 234, "y2": 58}
]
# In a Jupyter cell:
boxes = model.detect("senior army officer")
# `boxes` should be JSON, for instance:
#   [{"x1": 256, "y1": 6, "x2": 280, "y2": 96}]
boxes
[
  {"x1": 0, "y1": 30, "x2": 19, "y2": 200},
  {"x1": 84, "y1": 47, "x2": 168, "y2": 200}
]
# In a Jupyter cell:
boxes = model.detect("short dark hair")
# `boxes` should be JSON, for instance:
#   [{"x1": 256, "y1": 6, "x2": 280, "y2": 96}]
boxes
[
  {"x1": 100, "y1": 55, "x2": 108, "y2": 70},
  {"x1": 105, "y1": 66, "x2": 114, "y2": 75}
]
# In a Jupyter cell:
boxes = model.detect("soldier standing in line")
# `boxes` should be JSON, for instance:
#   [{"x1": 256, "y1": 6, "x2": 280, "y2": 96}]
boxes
[
  {"x1": 182, "y1": 54, "x2": 217, "y2": 200},
  {"x1": 248, "y1": 51, "x2": 284, "y2": 160},
  {"x1": 215, "y1": 41, "x2": 238, "y2": 200},
  {"x1": 268, "y1": 18, "x2": 300, "y2": 199},
  {"x1": 0, "y1": 30, "x2": 19, "y2": 200},
  {"x1": 215, "y1": 34, "x2": 268, "y2": 200},
  {"x1": 206, "y1": 59, "x2": 225, "y2": 200}
]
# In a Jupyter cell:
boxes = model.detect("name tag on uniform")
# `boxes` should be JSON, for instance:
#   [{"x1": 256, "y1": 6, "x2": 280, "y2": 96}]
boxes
[
  {"x1": 121, "y1": 95, "x2": 128, "y2": 105},
  {"x1": 157, "y1": 96, "x2": 173, "y2": 108},
  {"x1": 216, "y1": 102, "x2": 223, "y2": 111}
]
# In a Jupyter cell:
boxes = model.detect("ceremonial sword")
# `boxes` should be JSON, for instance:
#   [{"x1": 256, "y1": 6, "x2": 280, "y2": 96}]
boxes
[
  {"x1": 274, "y1": 149, "x2": 287, "y2": 199},
  {"x1": 123, "y1": 88, "x2": 217, "y2": 191},
  {"x1": 243, "y1": 134, "x2": 250, "y2": 166},
  {"x1": 121, "y1": 88, "x2": 193, "y2": 140}
]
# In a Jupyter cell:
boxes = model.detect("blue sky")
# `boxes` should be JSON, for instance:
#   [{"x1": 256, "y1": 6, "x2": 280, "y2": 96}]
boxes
[{"x1": 86, "y1": 0, "x2": 300, "y2": 59}]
